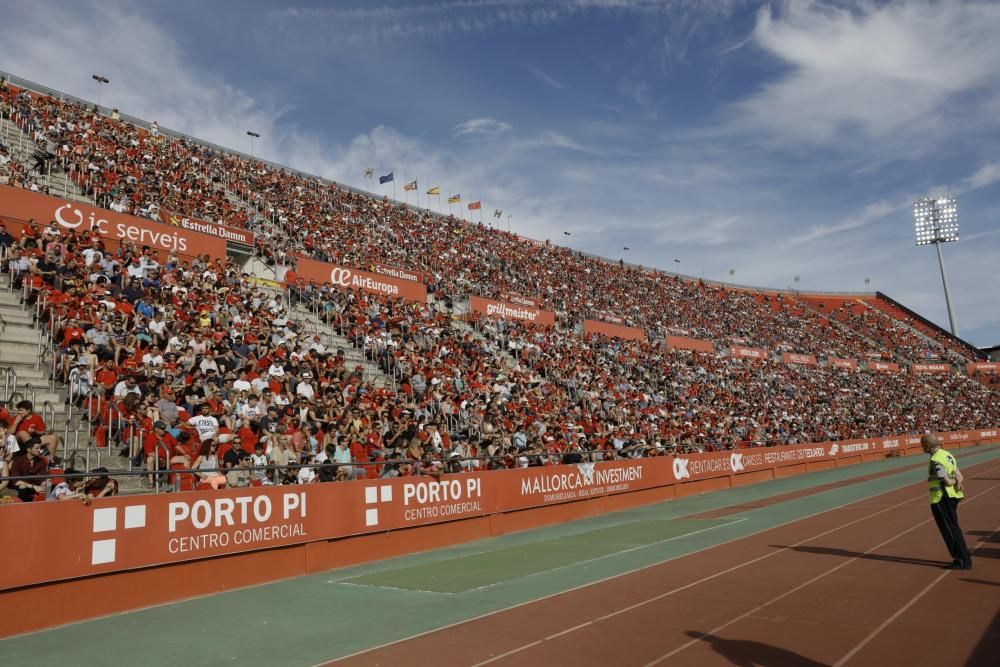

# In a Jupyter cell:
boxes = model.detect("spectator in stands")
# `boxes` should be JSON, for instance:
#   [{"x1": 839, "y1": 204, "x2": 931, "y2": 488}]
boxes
[{"x1": 8, "y1": 439, "x2": 47, "y2": 501}]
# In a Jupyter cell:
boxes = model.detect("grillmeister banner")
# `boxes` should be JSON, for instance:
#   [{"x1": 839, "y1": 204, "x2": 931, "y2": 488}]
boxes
[{"x1": 470, "y1": 296, "x2": 556, "y2": 327}]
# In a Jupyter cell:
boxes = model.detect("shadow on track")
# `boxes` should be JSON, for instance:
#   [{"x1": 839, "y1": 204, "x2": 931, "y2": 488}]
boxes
[
  {"x1": 685, "y1": 631, "x2": 828, "y2": 667},
  {"x1": 959, "y1": 578, "x2": 1000, "y2": 587},
  {"x1": 967, "y1": 530, "x2": 1000, "y2": 543},
  {"x1": 769, "y1": 544, "x2": 948, "y2": 568}
]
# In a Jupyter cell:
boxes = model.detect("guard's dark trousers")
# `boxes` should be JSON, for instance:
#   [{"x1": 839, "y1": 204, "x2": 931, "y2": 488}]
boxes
[{"x1": 931, "y1": 497, "x2": 972, "y2": 566}]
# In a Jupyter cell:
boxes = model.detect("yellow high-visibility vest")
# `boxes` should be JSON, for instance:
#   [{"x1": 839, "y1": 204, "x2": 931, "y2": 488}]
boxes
[{"x1": 928, "y1": 449, "x2": 963, "y2": 504}]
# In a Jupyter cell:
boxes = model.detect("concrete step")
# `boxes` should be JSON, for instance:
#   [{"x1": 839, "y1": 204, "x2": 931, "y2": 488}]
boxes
[
  {"x1": 0, "y1": 309, "x2": 37, "y2": 326},
  {"x1": 0, "y1": 349, "x2": 43, "y2": 366},
  {"x1": 0, "y1": 338, "x2": 42, "y2": 356},
  {"x1": 0, "y1": 326, "x2": 44, "y2": 345},
  {"x1": 0, "y1": 290, "x2": 26, "y2": 306},
  {"x1": 0, "y1": 365, "x2": 51, "y2": 383}
]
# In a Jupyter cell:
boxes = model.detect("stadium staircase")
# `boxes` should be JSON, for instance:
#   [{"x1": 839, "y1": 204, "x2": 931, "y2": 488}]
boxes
[
  {"x1": 0, "y1": 116, "x2": 89, "y2": 202},
  {"x1": 0, "y1": 271, "x2": 101, "y2": 474}
]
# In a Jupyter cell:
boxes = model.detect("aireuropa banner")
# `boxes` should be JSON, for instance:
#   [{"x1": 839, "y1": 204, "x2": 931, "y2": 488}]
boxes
[
  {"x1": 782, "y1": 353, "x2": 818, "y2": 366},
  {"x1": 1, "y1": 429, "x2": 992, "y2": 590},
  {"x1": 582, "y1": 319, "x2": 647, "y2": 342},
  {"x1": 158, "y1": 208, "x2": 254, "y2": 246},
  {"x1": 911, "y1": 363, "x2": 951, "y2": 374},
  {"x1": 470, "y1": 296, "x2": 556, "y2": 327},
  {"x1": 666, "y1": 336, "x2": 715, "y2": 354},
  {"x1": 296, "y1": 256, "x2": 428, "y2": 303},
  {"x1": 829, "y1": 357, "x2": 859, "y2": 370},
  {"x1": 729, "y1": 345, "x2": 769, "y2": 361},
  {"x1": 0, "y1": 185, "x2": 227, "y2": 260},
  {"x1": 372, "y1": 262, "x2": 429, "y2": 284}
]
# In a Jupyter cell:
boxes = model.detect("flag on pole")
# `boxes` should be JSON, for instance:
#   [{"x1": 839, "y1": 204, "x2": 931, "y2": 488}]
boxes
[
  {"x1": 447, "y1": 194, "x2": 461, "y2": 204},
  {"x1": 427, "y1": 186, "x2": 440, "y2": 195},
  {"x1": 403, "y1": 180, "x2": 417, "y2": 191},
  {"x1": 493, "y1": 208, "x2": 502, "y2": 218},
  {"x1": 363, "y1": 168, "x2": 374, "y2": 178},
  {"x1": 379, "y1": 172, "x2": 394, "y2": 184},
  {"x1": 467, "y1": 200, "x2": 481, "y2": 211}
]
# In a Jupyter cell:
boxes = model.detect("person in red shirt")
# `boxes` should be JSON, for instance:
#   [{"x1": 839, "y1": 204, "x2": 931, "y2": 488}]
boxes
[
  {"x1": 10, "y1": 400, "x2": 48, "y2": 444},
  {"x1": 142, "y1": 421, "x2": 180, "y2": 486}
]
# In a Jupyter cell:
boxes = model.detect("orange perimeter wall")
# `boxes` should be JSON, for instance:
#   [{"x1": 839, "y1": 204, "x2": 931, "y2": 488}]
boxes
[{"x1": 0, "y1": 431, "x2": 994, "y2": 638}]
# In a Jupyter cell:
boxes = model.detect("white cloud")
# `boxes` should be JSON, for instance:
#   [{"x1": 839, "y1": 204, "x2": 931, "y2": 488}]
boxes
[
  {"x1": 734, "y1": 1, "x2": 1000, "y2": 145},
  {"x1": 451, "y1": 117, "x2": 513, "y2": 141},
  {"x1": 530, "y1": 67, "x2": 566, "y2": 90}
]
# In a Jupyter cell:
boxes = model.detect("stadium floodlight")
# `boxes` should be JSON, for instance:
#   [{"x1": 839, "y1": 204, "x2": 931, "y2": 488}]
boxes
[
  {"x1": 913, "y1": 196, "x2": 960, "y2": 337},
  {"x1": 246, "y1": 130, "x2": 260, "y2": 158},
  {"x1": 91, "y1": 74, "x2": 109, "y2": 108}
]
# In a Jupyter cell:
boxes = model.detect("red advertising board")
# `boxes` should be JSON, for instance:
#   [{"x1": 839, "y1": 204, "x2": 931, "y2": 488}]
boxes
[
  {"x1": 911, "y1": 363, "x2": 951, "y2": 374},
  {"x1": 666, "y1": 335, "x2": 715, "y2": 354},
  {"x1": 372, "y1": 262, "x2": 429, "y2": 284},
  {"x1": 296, "y1": 257, "x2": 428, "y2": 303},
  {"x1": 868, "y1": 361, "x2": 901, "y2": 372},
  {"x1": 0, "y1": 185, "x2": 227, "y2": 260},
  {"x1": 504, "y1": 293, "x2": 541, "y2": 308},
  {"x1": 829, "y1": 357, "x2": 859, "y2": 370},
  {"x1": 596, "y1": 312, "x2": 624, "y2": 325},
  {"x1": 470, "y1": 296, "x2": 556, "y2": 327},
  {"x1": 500, "y1": 459, "x2": 665, "y2": 511},
  {"x1": 0, "y1": 428, "x2": 994, "y2": 591},
  {"x1": 158, "y1": 208, "x2": 254, "y2": 246},
  {"x1": 782, "y1": 352, "x2": 818, "y2": 366},
  {"x1": 967, "y1": 362, "x2": 1000, "y2": 375},
  {"x1": 582, "y1": 319, "x2": 647, "y2": 342},
  {"x1": 669, "y1": 442, "x2": 837, "y2": 483},
  {"x1": 729, "y1": 345, "x2": 769, "y2": 361}
]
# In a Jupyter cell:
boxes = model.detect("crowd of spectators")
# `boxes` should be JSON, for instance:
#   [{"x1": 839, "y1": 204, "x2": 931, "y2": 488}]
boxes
[{"x1": 1, "y1": 81, "x2": 998, "y2": 501}]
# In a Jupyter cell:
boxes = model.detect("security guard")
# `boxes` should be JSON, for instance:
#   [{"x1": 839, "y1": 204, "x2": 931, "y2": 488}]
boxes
[{"x1": 921, "y1": 434, "x2": 972, "y2": 570}]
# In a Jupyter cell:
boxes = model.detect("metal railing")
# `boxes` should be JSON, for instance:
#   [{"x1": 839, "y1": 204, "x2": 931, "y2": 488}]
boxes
[{"x1": 0, "y1": 366, "x2": 15, "y2": 402}]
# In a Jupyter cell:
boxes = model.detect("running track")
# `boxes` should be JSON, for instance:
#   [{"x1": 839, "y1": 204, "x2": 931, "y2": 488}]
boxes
[{"x1": 331, "y1": 457, "x2": 1000, "y2": 666}]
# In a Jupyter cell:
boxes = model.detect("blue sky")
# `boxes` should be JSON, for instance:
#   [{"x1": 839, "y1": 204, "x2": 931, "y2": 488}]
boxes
[{"x1": 3, "y1": 0, "x2": 1000, "y2": 346}]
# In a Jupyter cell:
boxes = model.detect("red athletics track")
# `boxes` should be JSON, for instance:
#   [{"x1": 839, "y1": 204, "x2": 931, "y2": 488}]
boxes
[{"x1": 331, "y1": 457, "x2": 1000, "y2": 667}]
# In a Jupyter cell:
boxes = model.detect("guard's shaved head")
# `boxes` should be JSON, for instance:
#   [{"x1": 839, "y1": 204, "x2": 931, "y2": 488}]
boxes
[{"x1": 921, "y1": 433, "x2": 940, "y2": 452}]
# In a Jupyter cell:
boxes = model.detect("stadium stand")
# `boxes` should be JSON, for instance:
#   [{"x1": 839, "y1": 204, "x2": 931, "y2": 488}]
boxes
[{"x1": 1, "y1": 74, "x2": 999, "y2": 501}]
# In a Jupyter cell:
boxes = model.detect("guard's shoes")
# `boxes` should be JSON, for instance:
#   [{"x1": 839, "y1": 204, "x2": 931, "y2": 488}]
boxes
[{"x1": 944, "y1": 560, "x2": 972, "y2": 570}]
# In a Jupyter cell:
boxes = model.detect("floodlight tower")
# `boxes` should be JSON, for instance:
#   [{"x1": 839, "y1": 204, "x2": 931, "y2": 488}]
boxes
[{"x1": 913, "y1": 196, "x2": 960, "y2": 337}]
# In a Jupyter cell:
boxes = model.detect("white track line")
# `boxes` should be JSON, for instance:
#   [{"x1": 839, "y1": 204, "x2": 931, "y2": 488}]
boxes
[
  {"x1": 644, "y1": 480, "x2": 1000, "y2": 667},
  {"x1": 323, "y1": 455, "x2": 1000, "y2": 667},
  {"x1": 832, "y1": 520, "x2": 1000, "y2": 666}
]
